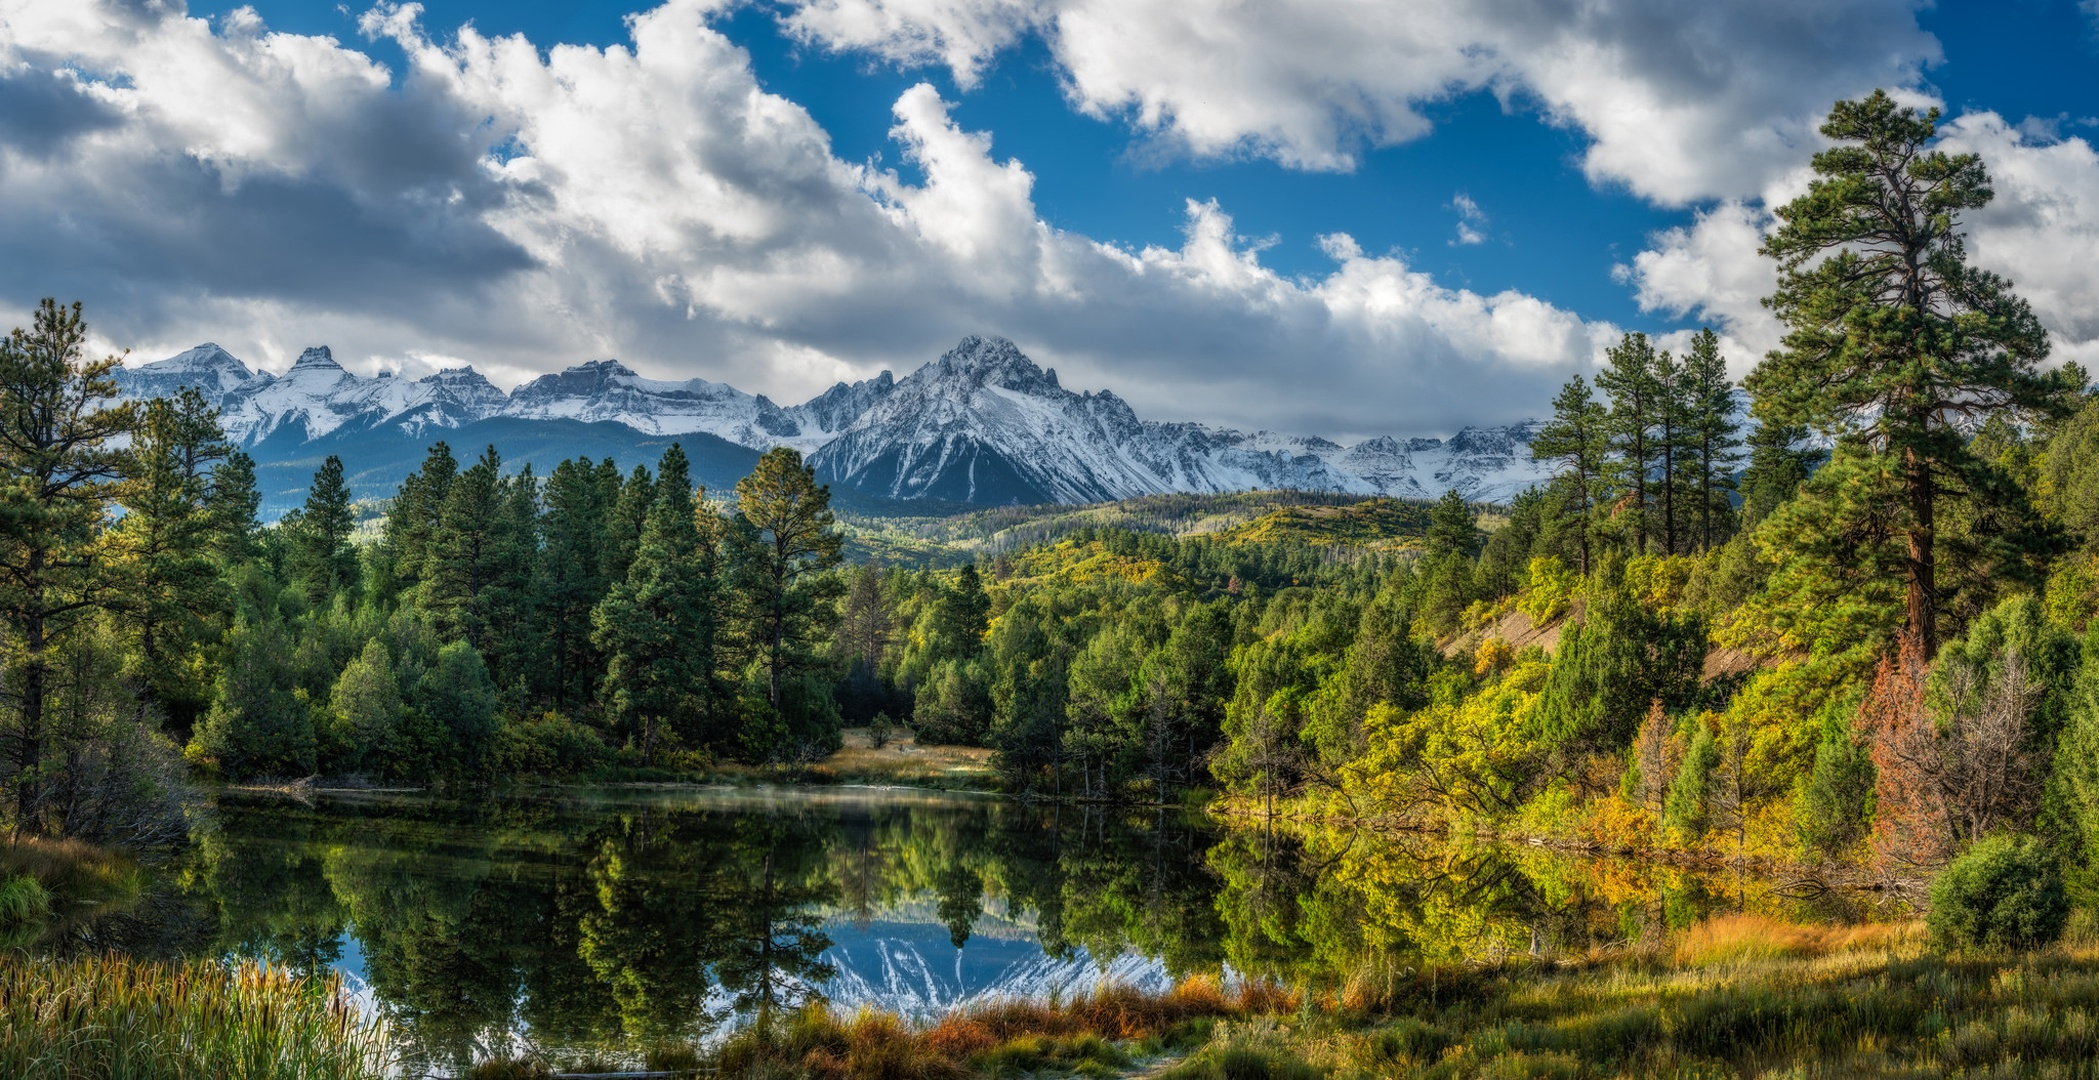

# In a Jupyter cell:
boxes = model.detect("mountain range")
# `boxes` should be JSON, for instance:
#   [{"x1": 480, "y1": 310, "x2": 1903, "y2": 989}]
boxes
[{"x1": 113, "y1": 336, "x2": 1551, "y2": 513}]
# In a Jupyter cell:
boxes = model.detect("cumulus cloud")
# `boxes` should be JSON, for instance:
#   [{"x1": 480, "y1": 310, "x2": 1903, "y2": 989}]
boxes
[
  {"x1": 0, "y1": 0, "x2": 1614, "y2": 437},
  {"x1": 780, "y1": 0, "x2": 1939, "y2": 203}
]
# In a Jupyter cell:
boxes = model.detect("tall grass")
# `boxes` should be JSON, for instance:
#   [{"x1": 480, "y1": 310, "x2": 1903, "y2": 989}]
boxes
[
  {"x1": 713, "y1": 977, "x2": 1284, "y2": 1080},
  {"x1": 0, "y1": 953, "x2": 389, "y2": 1080},
  {"x1": 1158, "y1": 915, "x2": 2099, "y2": 1079}
]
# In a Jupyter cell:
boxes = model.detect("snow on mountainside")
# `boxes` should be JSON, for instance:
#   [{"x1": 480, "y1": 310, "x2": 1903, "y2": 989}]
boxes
[
  {"x1": 114, "y1": 337, "x2": 1551, "y2": 505},
  {"x1": 804, "y1": 335, "x2": 1546, "y2": 504}
]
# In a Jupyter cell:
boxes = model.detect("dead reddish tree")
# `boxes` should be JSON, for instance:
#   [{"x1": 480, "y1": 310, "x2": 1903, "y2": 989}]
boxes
[
  {"x1": 1865, "y1": 635, "x2": 2046, "y2": 874},
  {"x1": 1865, "y1": 637, "x2": 1951, "y2": 871}
]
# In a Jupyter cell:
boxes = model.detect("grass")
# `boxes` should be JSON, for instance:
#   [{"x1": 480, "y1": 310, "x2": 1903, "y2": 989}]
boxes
[
  {"x1": 1147, "y1": 915, "x2": 2099, "y2": 1079},
  {"x1": 0, "y1": 834, "x2": 141, "y2": 946},
  {"x1": 710, "y1": 978, "x2": 1287, "y2": 1080},
  {"x1": 799, "y1": 730, "x2": 1000, "y2": 790},
  {"x1": 0, "y1": 952, "x2": 389, "y2": 1079}
]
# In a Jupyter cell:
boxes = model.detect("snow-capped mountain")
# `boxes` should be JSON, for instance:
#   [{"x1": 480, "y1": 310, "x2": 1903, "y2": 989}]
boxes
[
  {"x1": 113, "y1": 336, "x2": 1552, "y2": 505},
  {"x1": 112, "y1": 343, "x2": 264, "y2": 401},
  {"x1": 802, "y1": 336, "x2": 1544, "y2": 503}
]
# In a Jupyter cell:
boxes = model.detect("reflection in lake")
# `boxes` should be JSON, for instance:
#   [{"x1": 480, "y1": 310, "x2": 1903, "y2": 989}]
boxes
[{"x1": 79, "y1": 787, "x2": 1877, "y2": 1076}]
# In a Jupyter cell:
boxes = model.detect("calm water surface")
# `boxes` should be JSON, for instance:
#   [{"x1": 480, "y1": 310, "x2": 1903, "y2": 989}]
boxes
[{"x1": 59, "y1": 785, "x2": 1875, "y2": 1075}]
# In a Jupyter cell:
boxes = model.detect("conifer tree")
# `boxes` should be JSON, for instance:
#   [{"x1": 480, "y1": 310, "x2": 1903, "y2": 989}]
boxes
[
  {"x1": 1650, "y1": 346, "x2": 1687, "y2": 554},
  {"x1": 1531, "y1": 374, "x2": 1611, "y2": 573},
  {"x1": 1748, "y1": 90, "x2": 2077, "y2": 657},
  {"x1": 603, "y1": 463, "x2": 654, "y2": 587},
  {"x1": 725, "y1": 448, "x2": 844, "y2": 733},
  {"x1": 592, "y1": 445, "x2": 716, "y2": 762},
  {"x1": 1739, "y1": 420, "x2": 1823, "y2": 527},
  {"x1": 1680, "y1": 329, "x2": 1742, "y2": 549},
  {"x1": 838, "y1": 561, "x2": 892, "y2": 673},
  {"x1": 424, "y1": 447, "x2": 535, "y2": 664},
  {"x1": 379, "y1": 442, "x2": 457, "y2": 594},
  {"x1": 537, "y1": 456, "x2": 617, "y2": 707},
  {"x1": 117, "y1": 389, "x2": 233, "y2": 731},
  {"x1": 931, "y1": 563, "x2": 991, "y2": 664},
  {"x1": 195, "y1": 610, "x2": 314, "y2": 779},
  {"x1": 0, "y1": 300, "x2": 138, "y2": 825},
  {"x1": 207, "y1": 450, "x2": 263, "y2": 565},
  {"x1": 1598, "y1": 333, "x2": 1664, "y2": 553},
  {"x1": 287, "y1": 455, "x2": 358, "y2": 602}
]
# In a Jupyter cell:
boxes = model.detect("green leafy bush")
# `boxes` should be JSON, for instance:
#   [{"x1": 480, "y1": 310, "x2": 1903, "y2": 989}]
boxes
[{"x1": 1927, "y1": 835, "x2": 2069, "y2": 950}]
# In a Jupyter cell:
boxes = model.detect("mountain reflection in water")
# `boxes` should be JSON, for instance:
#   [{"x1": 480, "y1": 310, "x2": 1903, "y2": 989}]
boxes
[{"x1": 54, "y1": 786, "x2": 1876, "y2": 1076}]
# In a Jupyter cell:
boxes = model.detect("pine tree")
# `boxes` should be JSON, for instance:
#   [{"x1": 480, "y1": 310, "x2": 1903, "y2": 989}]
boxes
[
  {"x1": 424, "y1": 447, "x2": 534, "y2": 661},
  {"x1": 931, "y1": 563, "x2": 990, "y2": 664},
  {"x1": 1739, "y1": 419, "x2": 1823, "y2": 527},
  {"x1": 0, "y1": 300, "x2": 138, "y2": 826},
  {"x1": 116, "y1": 389, "x2": 233, "y2": 732},
  {"x1": 1530, "y1": 375, "x2": 1611, "y2": 573},
  {"x1": 1748, "y1": 90, "x2": 2077, "y2": 657},
  {"x1": 725, "y1": 447, "x2": 844, "y2": 750},
  {"x1": 379, "y1": 442, "x2": 458, "y2": 595},
  {"x1": 1425, "y1": 489, "x2": 1480, "y2": 562},
  {"x1": 1680, "y1": 329, "x2": 1743, "y2": 550},
  {"x1": 592, "y1": 445, "x2": 717, "y2": 763},
  {"x1": 603, "y1": 463, "x2": 654, "y2": 587},
  {"x1": 288, "y1": 455, "x2": 358, "y2": 603},
  {"x1": 1598, "y1": 333, "x2": 1664, "y2": 553},
  {"x1": 194, "y1": 610, "x2": 315, "y2": 779},
  {"x1": 207, "y1": 450, "x2": 263, "y2": 565},
  {"x1": 838, "y1": 562, "x2": 892, "y2": 673},
  {"x1": 1649, "y1": 346, "x2": 1687, "y2": 554},
  {"x1": 537, "y1": 456, "x2": 617, "y2": 708},
  {"x1": 1665, "y1": 719, "x2": 1718, "y2": 845}
]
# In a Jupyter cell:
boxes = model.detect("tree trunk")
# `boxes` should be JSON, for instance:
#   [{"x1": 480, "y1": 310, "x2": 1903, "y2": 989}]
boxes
[
  {"x1": 1903, "y1": 445, "x2": 1937, "y2": 659},
  {"x1": 15, "y1": 550, "x2": 47, "y2": 830}
]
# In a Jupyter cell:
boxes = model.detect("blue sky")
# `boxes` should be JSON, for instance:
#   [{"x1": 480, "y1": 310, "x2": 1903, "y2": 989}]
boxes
[{"x1": 2, "y1": 1, "x2": 2096, "y2": 435}]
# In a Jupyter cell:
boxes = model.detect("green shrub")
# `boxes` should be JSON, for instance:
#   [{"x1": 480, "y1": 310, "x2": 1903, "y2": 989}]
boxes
[
  {"x1": 492, "y1": 712, "x2": 610, "y2": 778},
  {"x1": 1927, "y1": 835, "x2": 2069, "y2": 950}
]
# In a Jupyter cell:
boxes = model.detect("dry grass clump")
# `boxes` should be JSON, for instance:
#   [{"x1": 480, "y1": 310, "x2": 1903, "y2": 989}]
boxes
[
  {"x1": 715, "y1": 977, "x2": 1274, "y2": 1080},
  {"x1": 0, "y1": 952, "x2": 389, "y2": 1080},
  {"x1": 1671, "y1": 914, "x2": 1916, "y2": 968}
]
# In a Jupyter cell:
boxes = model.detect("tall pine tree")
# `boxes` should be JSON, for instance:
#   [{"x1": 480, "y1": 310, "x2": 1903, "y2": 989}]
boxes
[
  {"x1": 0, "y1": 300, "x2": 137, "y2": 826},
  {"x1": 1530, "y1": 374, "x2": 1612, "y2": 573},
  {"x1": 1680, "y1": 329, "x2": 1742, "y2": 550},
  {"x1": 726, "y1": 447, "x2": 844, "y2": 759},
  {"x1": 1598, "y1": 332, "x2": 1664, "y2": 554},
  {"x1": 592, "y1": 445, "x2": 718, "y2": 762},
  {"x1": 1748, "y1": 90, "x2": 2076, "y2": 657}
]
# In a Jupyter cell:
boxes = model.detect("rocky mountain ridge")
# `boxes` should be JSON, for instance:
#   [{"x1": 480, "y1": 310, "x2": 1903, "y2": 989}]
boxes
[{"x1": 114, "y1": 336, "x2": 1551, "y2": 505}]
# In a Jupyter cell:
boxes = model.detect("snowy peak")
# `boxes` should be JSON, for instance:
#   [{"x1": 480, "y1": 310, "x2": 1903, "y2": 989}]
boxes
[
  {"x1": 504, "y1": 358, "x2": 808, "y2": 447},
  {"x1": 115, "y1": 336, "x2": 1554, "y2": 506},
  {"x1": 114, "y1": 343, "x2": 264, "y2": 400},
  {"x1": 289, "y1": 346, "x2": 342, "y2": 371},
  {"x1": 925, "y1": 335, "x2": 1063, "y2": 395}
]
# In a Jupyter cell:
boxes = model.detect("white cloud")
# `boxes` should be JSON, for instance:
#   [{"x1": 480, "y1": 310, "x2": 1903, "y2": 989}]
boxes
[
  {"x1": 1450, "y1": 193, "x2": 1487, "y2": 246},
  {"x1": 0, "y1": 0, "x2": 1615, "y2": 438},
  {"x1": 778, "y1": 0, "x2": 1940, "y2": 203}
]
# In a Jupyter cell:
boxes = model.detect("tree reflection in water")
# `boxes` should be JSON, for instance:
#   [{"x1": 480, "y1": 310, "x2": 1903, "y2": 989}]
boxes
[{"x1": 132, "y1": 789, "x2": 1872, "y2": 1074}]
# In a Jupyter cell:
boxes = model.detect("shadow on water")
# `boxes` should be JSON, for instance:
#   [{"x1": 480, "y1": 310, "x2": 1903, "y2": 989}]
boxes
[{"x1": 67, "y1": 787, "x2": 1887, "y2": 1076}]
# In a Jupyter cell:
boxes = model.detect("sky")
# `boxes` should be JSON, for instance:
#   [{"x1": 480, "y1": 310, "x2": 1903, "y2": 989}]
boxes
[{"x1": 0, "y1": 1, "x2": 2095, "y2": 438}]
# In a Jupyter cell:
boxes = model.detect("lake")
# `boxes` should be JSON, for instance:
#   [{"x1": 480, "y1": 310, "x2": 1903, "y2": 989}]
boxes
[{"x1": 53, "y1": 785, "x2": 1881, "y2": 1076}]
